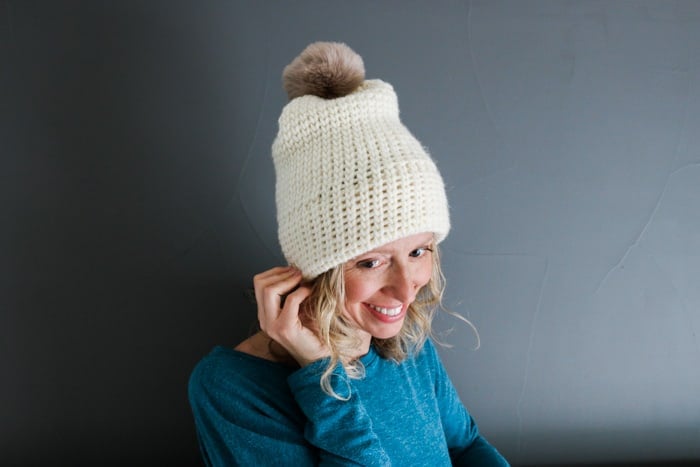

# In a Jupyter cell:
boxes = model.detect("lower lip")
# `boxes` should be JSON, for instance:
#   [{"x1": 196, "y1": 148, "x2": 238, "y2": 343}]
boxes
[{"x1": 363, "y1": 303, "x2": 406, "y2": 323}]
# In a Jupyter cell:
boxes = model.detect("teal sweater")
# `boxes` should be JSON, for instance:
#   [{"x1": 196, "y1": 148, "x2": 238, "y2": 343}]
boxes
[{"x1": 188, "y1": 339, "x2": 509, "y2": 466}]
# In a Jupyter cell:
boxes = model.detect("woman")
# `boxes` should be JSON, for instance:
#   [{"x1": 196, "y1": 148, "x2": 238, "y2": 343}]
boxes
[{"x1": 189, "y1": 42, "x2": 509, "y2": 466}]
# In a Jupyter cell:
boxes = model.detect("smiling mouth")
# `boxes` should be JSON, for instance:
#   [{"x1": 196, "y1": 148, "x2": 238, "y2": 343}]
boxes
[{"x1": 366, "y1": 303, "x2": 403, "y2": 317}]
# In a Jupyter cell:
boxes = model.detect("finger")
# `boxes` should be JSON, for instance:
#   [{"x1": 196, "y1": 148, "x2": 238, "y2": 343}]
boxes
[
  {"x1": 253, "y1": 267, "x2": 298, "y2": 308},
  {"x1": 283, "y1": 285, "x2": 312, "y2": 310},
  {"x1": 253, "y1": 266, "x2": 294, "y2": 296},
  {"x1": 258, "y1": 270, "x2": 303, "y2": 323},
  {"x1": 277, "y1": 286, "x2": 313, "y2": 328},
  {"x1": 261, "y1": 269, "x2": 302, "y2": 305},
  {"x1": 254, "y1": 266, "x2": 293, "y2": 283}
]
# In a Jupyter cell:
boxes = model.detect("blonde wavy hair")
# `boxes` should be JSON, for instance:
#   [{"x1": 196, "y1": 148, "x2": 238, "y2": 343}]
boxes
[{"x1": 299, "y1": 244, "x2": 453, "y2": 399}]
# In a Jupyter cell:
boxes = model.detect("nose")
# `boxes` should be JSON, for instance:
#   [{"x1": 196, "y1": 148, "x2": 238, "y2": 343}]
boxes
[{"x1": 385, "y1": 262, "x2": 417, "y2": 303}]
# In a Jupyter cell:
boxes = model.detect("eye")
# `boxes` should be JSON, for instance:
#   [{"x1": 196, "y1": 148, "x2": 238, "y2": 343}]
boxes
[
  {"x1": 357, "y1": 259, "x2": 381, "y2": 269},
  {"x1": 409, "y1": 246, "x2": 433, "y2": 258}
]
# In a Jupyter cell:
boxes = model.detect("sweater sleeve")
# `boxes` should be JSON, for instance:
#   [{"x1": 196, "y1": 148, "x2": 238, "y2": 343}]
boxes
[
  {"x1": 427, "y1": 341, "x2": 510, "y2": 466},
  {"x1": 288, "y1": 360, "x2": 391, "y2": 466}
]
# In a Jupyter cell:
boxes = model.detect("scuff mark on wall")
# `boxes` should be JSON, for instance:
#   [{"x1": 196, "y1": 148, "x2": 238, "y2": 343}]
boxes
[
  {"x1": 594, "y1": 73, "x2": 693, "y2": 295},
  {"x1": 515, "y1": 257, "x2": 549, "y2": 456},
  {"x1": 236, "y1": 44, "x2": 279, "y2": 262},
  {"x1": 466, "y1": 0, "x2": 501, "y2": 142}
]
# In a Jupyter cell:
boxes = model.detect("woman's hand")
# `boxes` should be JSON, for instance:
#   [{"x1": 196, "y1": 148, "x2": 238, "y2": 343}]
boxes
[{"x1": 253, "y1": 266, "x2": 329, "y2": 367}]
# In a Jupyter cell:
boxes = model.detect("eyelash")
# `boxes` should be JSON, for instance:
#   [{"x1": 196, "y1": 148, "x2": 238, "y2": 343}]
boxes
[
  {"x1": 410, "y1": 247, "x2": 433, "y2": 258},
  {"x1": 358, "y1": 259, "x2": 381, "y2": 269},
  {"x1": 356, "y1": 246, "x2": 433, "y2": 269}
]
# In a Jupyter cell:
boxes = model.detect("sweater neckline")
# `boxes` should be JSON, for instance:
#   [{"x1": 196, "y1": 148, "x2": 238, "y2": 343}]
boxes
[{"x1": 359, "y1": 344, "x2": 378, "y2": 368}]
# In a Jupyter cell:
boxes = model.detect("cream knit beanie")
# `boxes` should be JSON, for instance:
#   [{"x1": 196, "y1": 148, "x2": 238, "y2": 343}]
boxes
[{"x1": 272, "y1": 42, "x2": 450, "y2": 279}]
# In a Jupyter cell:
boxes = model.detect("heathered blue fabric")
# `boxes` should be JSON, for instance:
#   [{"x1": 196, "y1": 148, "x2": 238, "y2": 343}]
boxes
[{"x1": 188, "y1": 339, "x2": 509, "y2": 466}]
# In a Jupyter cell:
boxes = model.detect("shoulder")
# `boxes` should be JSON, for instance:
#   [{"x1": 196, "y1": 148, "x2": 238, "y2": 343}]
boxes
[
  {"x1": 188, "y1": 347, "x2": 313, "y2": 462},
  {"x1": 188, "y1": 347, "x2": 239, "y2": 400},
  {"x1": 410, "y1": 337, "x2": 441, "y2": 366},
  {"x1": 398, "y1": 337, "x2": 445, "y2": 382},
  {"x1": 188, "y1": 346, "x2": 294, "y2": 407}
]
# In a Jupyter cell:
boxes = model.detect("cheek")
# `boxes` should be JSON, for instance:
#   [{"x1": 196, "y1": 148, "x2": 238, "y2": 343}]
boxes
[
  {"x1": 344, "y1": 276, "x2": 376, "y2": 304},
  {"x1": 417, "y1": 262, "x2": 433, "y2": 287},
  {"x1": 345, "y1": 279, "x2": 362, "y2": 303}
]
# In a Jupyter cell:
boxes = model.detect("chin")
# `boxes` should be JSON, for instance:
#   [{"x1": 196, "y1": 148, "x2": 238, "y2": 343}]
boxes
[{"x1": 369, "y1": 322, "x2": 405, "y2": 340}]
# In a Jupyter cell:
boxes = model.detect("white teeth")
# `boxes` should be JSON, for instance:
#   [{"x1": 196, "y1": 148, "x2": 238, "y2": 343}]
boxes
[{"x1": 368, "y1": 304, "x2": 402, "y2": 316}]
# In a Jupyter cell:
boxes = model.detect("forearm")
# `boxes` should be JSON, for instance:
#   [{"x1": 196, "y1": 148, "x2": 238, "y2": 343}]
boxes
[{"x1": 288, "y1": 360, "x2": 391, "y2": 466}]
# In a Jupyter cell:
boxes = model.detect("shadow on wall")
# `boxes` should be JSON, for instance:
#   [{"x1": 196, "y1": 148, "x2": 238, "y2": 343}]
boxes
[
  {"x1": 520, "y1": 463, "x2": 700, "y2": 467},
  {"x1": 498, "y1": 423, "x2": 700, "y2": 467}
]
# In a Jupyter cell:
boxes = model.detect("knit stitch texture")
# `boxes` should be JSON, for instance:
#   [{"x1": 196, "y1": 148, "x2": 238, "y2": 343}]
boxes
[
  {"x1": 189, "y1": 339, "x2": 509, "y2": 466},
  {"x1": 273, "y1": 79, "x2": 450, "y2": 278}
]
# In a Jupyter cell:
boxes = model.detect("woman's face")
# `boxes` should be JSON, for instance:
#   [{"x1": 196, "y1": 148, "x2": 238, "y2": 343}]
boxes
[{"x1": 342, "y1": 232, "x2": 434, "y2": 342}]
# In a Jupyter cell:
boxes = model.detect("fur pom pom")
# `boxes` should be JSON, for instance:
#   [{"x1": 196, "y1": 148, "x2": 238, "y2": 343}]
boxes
[{"x1": 283, "y1": 42, "x2": 365, "y2": 100}]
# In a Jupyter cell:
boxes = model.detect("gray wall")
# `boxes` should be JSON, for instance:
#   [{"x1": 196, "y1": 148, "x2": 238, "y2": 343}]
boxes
[{"x1": 3, "y1": 1, "x2": 699, "y2": 465}]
